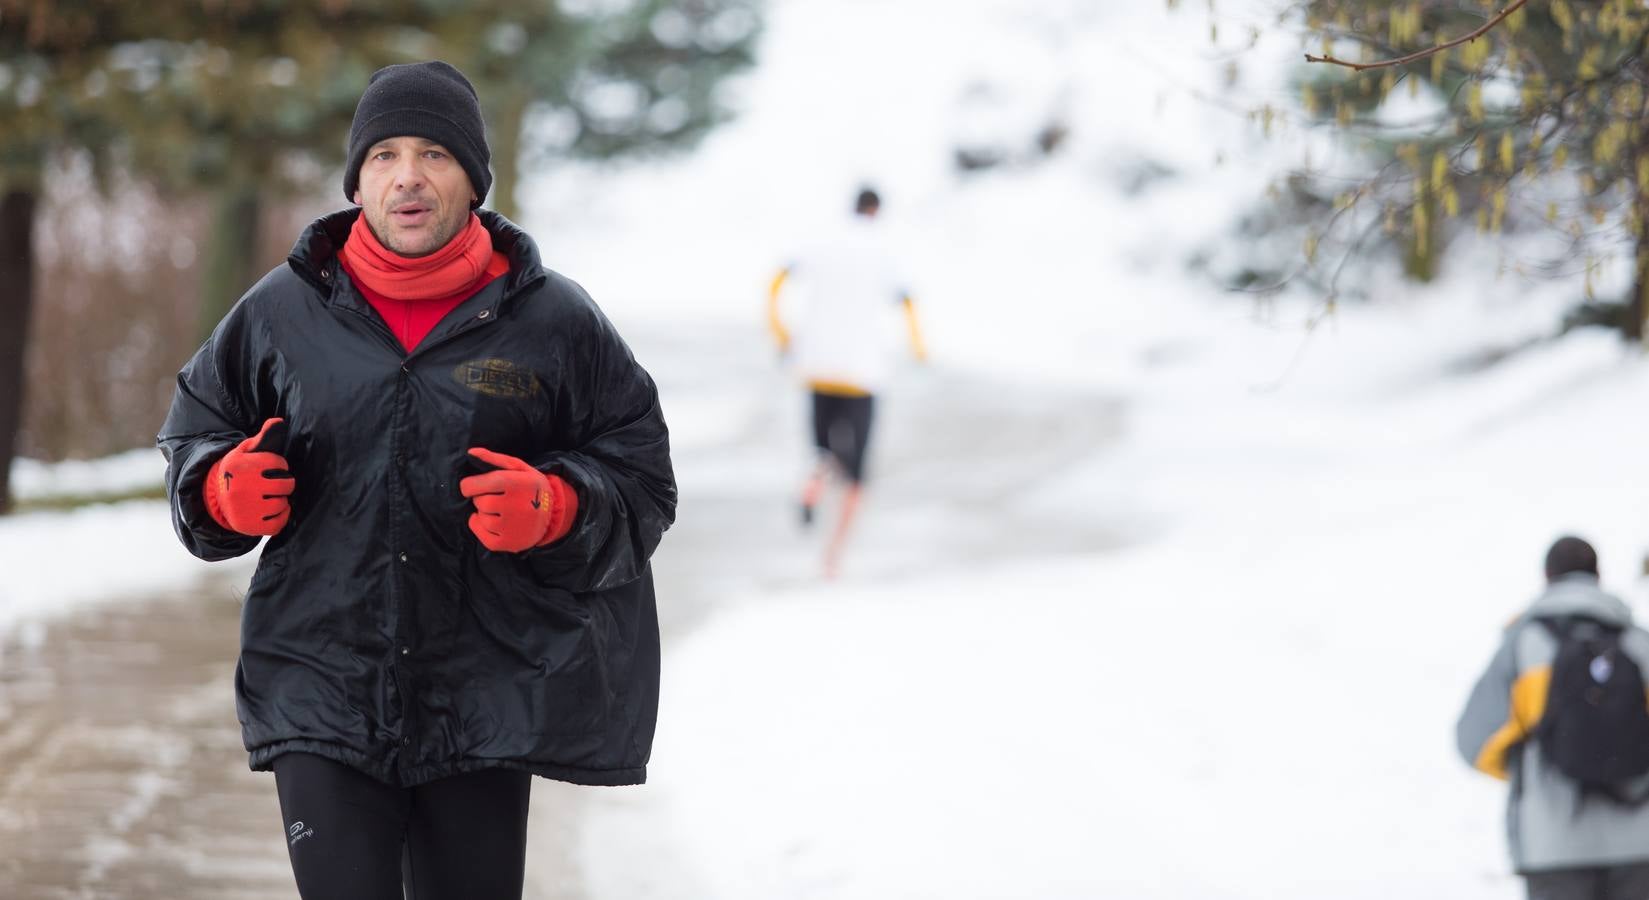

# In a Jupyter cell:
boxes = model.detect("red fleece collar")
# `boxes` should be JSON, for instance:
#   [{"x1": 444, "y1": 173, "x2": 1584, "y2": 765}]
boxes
[{"x1": 342, "y1": 211, "x2": 494, "y2": 301}]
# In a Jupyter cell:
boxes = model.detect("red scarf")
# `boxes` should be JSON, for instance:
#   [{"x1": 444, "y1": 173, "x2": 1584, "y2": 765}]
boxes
[
  {"x1": 343, "y1": 211, "x2": 499, "y2": 300},
  {"x1": 340, "y1": 212, "x2": 509, "y2": 351}
]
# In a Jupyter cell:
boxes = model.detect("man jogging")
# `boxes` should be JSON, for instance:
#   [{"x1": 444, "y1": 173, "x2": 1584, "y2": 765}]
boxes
[
  {"x1": 158, "y1": 61, "x2": 675, "y2": 900},
  {"x1": 767, "y1": 187, "x2": 926, "y2": 578},
  {"x1": 1457, "y1": 536, "x2": 1649, "y2": 900}
]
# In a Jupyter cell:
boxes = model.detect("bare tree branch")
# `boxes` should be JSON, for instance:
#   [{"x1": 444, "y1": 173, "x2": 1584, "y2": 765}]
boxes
[{"x1": 1305, "y1": 0, "x2": 1530, "y2": 72}]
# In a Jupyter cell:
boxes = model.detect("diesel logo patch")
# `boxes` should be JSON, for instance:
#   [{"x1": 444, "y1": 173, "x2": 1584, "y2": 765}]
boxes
[{"x1": 453, "y1": 359, "x2": 540, "y2": 400}]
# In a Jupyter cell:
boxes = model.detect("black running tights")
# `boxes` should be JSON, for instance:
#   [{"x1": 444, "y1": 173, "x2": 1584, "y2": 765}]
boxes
[{"x1": 271, "y1": 752, "x2": 532, "y2": 900}]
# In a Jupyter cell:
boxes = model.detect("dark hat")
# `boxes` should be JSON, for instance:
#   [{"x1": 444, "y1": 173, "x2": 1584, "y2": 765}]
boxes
[
  {"x1": 343, "y1": 61, "x2": 491, "y2": 208},
  {"x1": 1545, "y1": 535, "x2": 1599, "y2": 581},
  {"x1": 855, "y1": 186, "x2": 881, "y2": 214}
]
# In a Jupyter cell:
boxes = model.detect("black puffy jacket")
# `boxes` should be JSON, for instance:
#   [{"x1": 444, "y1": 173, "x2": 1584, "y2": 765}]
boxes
[{"x1": 158, "y1": 209, "x2": 675, "y2": 787}]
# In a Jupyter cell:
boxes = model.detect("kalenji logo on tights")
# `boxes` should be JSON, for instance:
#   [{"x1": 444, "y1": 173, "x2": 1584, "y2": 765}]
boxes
[{"x1": 288, "y1": 820, "x2": 315, "y2": 846}]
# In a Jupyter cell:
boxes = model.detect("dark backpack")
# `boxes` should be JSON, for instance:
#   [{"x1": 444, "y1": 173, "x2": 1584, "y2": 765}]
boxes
[{"x1": 1535, "y1": 616, "x2": 1649, "y2": 804}]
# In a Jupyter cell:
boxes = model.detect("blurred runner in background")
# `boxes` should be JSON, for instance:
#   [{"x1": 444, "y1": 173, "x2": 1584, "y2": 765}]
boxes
[{"x1": 767, "y1": 187, "x2": 926, "y2": 578}]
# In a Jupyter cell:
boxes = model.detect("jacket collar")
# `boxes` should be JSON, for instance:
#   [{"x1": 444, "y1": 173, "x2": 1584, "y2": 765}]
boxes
[
  {"x1": 288, "y1": 208, "x2": 549, "y2": 299},
  {"x1": 1528, "y1": 573, "x2": 1632, "y2": 627}
]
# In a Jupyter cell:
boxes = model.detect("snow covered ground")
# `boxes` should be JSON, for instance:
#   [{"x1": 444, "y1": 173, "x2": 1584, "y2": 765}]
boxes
[
  {"x1": 517, "y1": 1, "x2": 1649, "y2": 897},
  {"x1": 5, "y1": 0, "x2": 1648, "y2": 897}
]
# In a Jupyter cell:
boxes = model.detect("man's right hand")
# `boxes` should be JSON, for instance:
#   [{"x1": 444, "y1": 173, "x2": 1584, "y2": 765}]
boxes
[{"x1": 205, "y1": 418, "x2": 294, "y2": 536}]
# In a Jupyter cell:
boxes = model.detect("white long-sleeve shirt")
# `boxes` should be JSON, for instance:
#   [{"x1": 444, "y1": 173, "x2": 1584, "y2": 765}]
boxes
[{"x1": 776, "y1": 216, "x2": 914, "y2": 394}]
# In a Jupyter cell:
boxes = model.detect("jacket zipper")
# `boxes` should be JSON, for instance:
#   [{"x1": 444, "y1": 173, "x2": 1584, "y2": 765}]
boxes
[{"x1": 399, "y1": 273, "x2": 546, "y2": 365}]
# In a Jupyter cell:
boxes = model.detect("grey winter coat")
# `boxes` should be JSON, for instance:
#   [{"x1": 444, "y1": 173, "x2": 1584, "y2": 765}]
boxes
[{"x1": 1456, "y1": 574, "x2": 1649, "y2": 873}]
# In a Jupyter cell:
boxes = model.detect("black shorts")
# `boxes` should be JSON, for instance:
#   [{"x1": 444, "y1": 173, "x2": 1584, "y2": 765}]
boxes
[{"x1": 811, "y1": 391, "x2": 876, "y2": 483}]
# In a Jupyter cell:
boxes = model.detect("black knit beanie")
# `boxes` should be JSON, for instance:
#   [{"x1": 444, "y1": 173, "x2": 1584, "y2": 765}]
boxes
[
  {"x1": 1545, "y1": 535, "x2": 1600, "y2": 582},
  {"x1": 343, "y1": 61, "x2": 492, "y2": 208}
]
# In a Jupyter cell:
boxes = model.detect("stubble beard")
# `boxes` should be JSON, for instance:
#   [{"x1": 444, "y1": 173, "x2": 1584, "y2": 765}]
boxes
[{"x1": 369, "y1": 203, "x2": 470, "y2": 258}]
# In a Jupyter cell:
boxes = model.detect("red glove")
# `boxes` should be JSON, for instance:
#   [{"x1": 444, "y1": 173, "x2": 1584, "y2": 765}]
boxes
[
  {"x1": 460, "y1": 448, "x2": 579, "y2": 553},
  {"x1": 204, "y1": 418, "x2": 294, "y2": 536}
]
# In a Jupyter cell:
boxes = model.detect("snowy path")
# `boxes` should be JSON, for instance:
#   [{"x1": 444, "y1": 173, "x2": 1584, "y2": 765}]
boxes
[
  {"x1": 0, "y1": 574, "x2": 292, "y2": 899},
  {"x1": 0, "y1": 323, "x2": 1125, "y2": 898},
  {"x1": 525, "y1": 323, "x2": 1128, "y2": 897},
  {"x1": 646, "y1": 320, "x2": 1129, "y2": 609}
]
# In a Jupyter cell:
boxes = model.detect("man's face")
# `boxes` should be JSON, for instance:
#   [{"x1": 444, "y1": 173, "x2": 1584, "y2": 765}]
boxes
[{"x1": 352, "y1": 136, "x2": 477, "y2": 257}]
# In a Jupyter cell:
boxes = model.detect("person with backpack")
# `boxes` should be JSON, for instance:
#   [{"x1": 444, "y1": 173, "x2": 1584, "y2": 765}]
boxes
[{"x1": 1457, "y1": 536, "x2": 1649, "y2": 899}]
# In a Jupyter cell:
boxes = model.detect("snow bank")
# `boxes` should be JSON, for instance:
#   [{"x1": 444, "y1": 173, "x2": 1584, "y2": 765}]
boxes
[
  {"x1": 0, "y1": 500, "x2": 251, "y2": 650},
  {"x1": 511, "y1": 1, "x2": 1649, "y2": 897},
  {"x1": 1, "y1": 0, "x2": 1640, "y2": 897}
]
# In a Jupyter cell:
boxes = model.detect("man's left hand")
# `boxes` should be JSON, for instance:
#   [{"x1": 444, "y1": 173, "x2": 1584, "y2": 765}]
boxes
[{"x1": 461, "y1": 448, "x2": 579, "y2": 553}]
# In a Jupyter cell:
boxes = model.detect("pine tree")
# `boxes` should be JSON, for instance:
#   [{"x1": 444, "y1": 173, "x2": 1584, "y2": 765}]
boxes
[
  {"x1": 0, "y1": 0, "x2": 758, "y2": 511},
  {"x1": 0, "y1": 0, "x2": 135, "y2": 513}
]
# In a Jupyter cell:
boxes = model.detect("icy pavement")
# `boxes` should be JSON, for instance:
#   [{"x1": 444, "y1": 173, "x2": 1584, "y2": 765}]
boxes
[
  {"x1": 524, "y1": 323, "x2": 1134, "y2": 897},
  {"x1": 0, "y1": 574, "x2": 292, "y2": 899},
  {"x1": 633, "y1": 317, "x2": 1132, "y2": 603},
  {"x1": 0, "y1": 570, "x2": 602, "y2": 900},
  {"x1": 0, "y1": 322, "x2": 1127, "y2": 898}
]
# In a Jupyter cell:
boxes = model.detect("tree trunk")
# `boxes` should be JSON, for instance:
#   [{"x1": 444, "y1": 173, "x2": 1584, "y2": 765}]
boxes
[
  {"x1": 1632, "y1": 229, "x2": 1649, "y2": 344},
  {"x1": 487, "y1": 86, "x2": 529, "y2": 222},
  {"x1": 0, "y1": 189, "x2": 37, "y2": 515},
  {"x1": 1631, "y1": 175, "x2": 1649, "y2": 343},
  {"x1": 197, "y1": 182, "x2": 263, "y2": 344}
]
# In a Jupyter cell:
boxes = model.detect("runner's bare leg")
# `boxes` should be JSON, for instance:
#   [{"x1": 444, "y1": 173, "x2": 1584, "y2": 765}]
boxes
[
  {"x1": 823, "y1": 485, "x2": 862, "y2": 579},
  {"x1": 800, "y1": 458, "x2": 831, "y2": 527}
]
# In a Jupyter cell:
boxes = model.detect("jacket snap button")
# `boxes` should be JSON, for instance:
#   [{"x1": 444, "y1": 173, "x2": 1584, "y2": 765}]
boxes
[
  {"x1": 478, "y1": 310, "x2": 490, "y2": 319},
  {"x1": 398, "y1": 552, "x2": 408, "y2": 563},
  {"x1": 400, "y1": 736, "x2": 411, "y2": 747},
  {"x1": 400, "y1": 646, "x2": 410, "y2": 656},
  {"x1": 320, "y1": 269, "x2": 331, "y2": 280}
]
